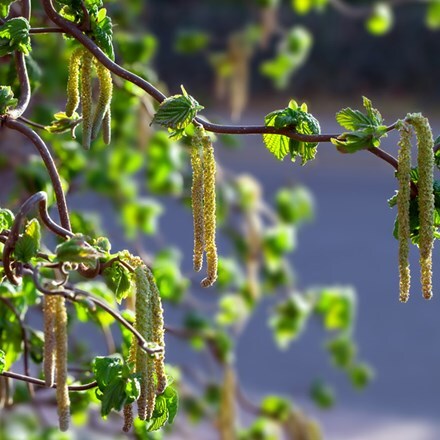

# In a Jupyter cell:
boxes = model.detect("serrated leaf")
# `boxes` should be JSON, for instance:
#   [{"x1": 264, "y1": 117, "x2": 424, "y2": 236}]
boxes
[
  {"x1": 55, "y1": 234, "x2": 103, "y2": 264},
  {"x1": 45, "y1": 111, "x2": 81, "y2": 135},
  {"x1": 14, "y1": 218, "x2": 41, "y2": 263},
  {"x1": 152, "y1": 90, "x2": 204, "y2": 131},
  {"x1": 102, "y1": 262, "x2": 132, "y2": 303},
  {"x1": 91, "y1": 8, "x2": 114, "y2": 60},
  {"x1": 263, "y1": 103, "x2": 320, "y2": 164},
  {"x1": 146, "y1": 385, "x2": 179, "y2": 431},
  {"x1": 0, "y1": 17, "x2": 31, "y2": 56}
]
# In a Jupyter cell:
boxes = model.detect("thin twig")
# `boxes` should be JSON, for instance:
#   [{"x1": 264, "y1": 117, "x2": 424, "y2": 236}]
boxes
[
  {"x1": 3, "y1": 120, "x2": 72, "y2": 231},
  {"x1": 1, "y1": 371, "x2": 97, "y2": 391}
]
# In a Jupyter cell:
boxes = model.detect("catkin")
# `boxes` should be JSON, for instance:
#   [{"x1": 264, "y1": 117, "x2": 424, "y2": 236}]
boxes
[
  {"x1": 134, "y1": 266, "x2": 155, "y2": 421},
  {"x1": 123, "y1": 403, "x2": 134, "y2": 433},
  {"x1": 201, "y1": 133, "x2": 218, "y2": 287},
  {"x1": 408, "y1": 113, "x2": 435, "y2": 300},
  {"x1": 43, "y1": 295, "x2": 57, "y2": 387},
  {"x1": 397, "y1": 122, "x2": 412, "y2": 303},
  {"x1": 92, "y1": 60, "x2": 113, "y2": 140},
  {"x1": 65, "y1": 47, "x2": 83, "y2": 117},
  {"x1": 123, "y1": 334, "x2": 138, "y2": 432},
  {"x1": 102, "y1": 109, "x2": 111, "y2": 145},
  {"x1": 54, "y1": 296, "x2": 70, "y2": 432},
  {"x1": 218, "y1": 365, "x2": 236, "y2": 440},
  {"x1": 80, "y1": 49, "x2": 94, "y2": 150},
  {"x1": 191, "y1": 127, "x2": 205, "y2": 272},
  {"x1": 145, "y1": 267, "x2": 167, "y2": 394}
]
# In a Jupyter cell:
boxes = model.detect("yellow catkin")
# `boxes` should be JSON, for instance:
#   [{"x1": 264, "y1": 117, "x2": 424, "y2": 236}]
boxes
[
  {"x1": 80, "y1": 49, "x2": 94, "y2": 150},
  {"x1": 92, "y1": 60, "x2": 113, "y2": 140},
  {"x1": 201, "y1": 133, "x2": 218, "y2": 287},
  {"x1": 134, "y1": 266, "x2": 155, "y2": 421},
  {"x1": 65, "y1": 47, "x2": 83, "y2": 117},
  {"x1": 145, "y1": 267, "x2": 167, "y2": 395},
  {"x1": 218, "y1": 365, "x2": 236, "y2": 440},
  {"x1": 102, "y1": 109, "x2": 111, "y2": 145},
  {"x1": 54, "y1": 295, "x2": 70, "y2": 432},
  {"x1": 408, "y1": 113, "x2": 435, "y2": 300},
  {"x1": 43, "y1": 295, "x2": 57, "y2": 387},
  {"x1": 397, "y1": 122, "x2": 412, "y2": 303},
  {"x1": 191, "y1": 127, "x2": 205, "y2": 272},
  {"x1": 284, "y1": 410, "x2": 322, "y2": 440}
]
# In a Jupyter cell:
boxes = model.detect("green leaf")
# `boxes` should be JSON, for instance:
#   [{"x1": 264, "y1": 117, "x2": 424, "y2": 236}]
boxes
[
  {"x1": 313, "y1": 286, "x2": 356, "y2": 332},
  {"x1": 174, "y1": 29, "x2": 210, "y2": 54},
  {"x1": 45, "y1": 111, "x2": 81, "y2": 136},
  {"x1": 275, "y1": 186, "x2": 315, "y2": 225},
  {"x1": 146, "y1": 386, "x2": 179, "y2": 431},
  {"x1": 121, "y1": 198, "x2": 163, "y2": 239},
  {"x1": 310, "y1": 380, "x2": 335, "y2": 409},
  {"x1": 0, "y1": 0, "x2": 15, "y2": 18},
  {"x1": 0, "y1": 86, "x2": 18, "y2": 115},
  {"x1": 348, "y1": 363, "x2": 374, "y2": 390},
  {"x1": 90, "y1": 8, "x2": 114, "y2": 60},
  {"x1": 216, "y1": 294, "x2": 249, "y2": 326},
  {"x1": 426, "y1": 0, "x2": 440, "y2": 29},
  {"x1": 366, "y1": 3, "x2": 393, "y2": 36},
  {"x1": 269, "y1": 293, "x2": 312, "y2": 349},
  {"x1": 152, "y1": 87, "x2": 204, "y2": 132},
  {"x1": 260, "y1": 396, "x2": 292, "y2": 421},
  {"x1": 0, "y1": 208, "x2": 14, "y2": 231},
  {"x1": 0, "y1": 349, "x2": 5, "y2": 373},
  {"x1": 14, "y1": 218, "x2": 41, "y2": 263},
  {"x1": 326, "y1": 336, "x2": 356, "y2": 369},
  {"x1": 332, "y1": 97, "x2": 388, "y2": 153},
  {"x1": 263, "y1": 101, "x2": 320, "y2": 164},
  {"x1": 92, "y1": 355, "x2": 141, "y2": 417},
  {"x1": 55, "y1": 234, "x2": 103, "y2": 264},
  {"x1": 0, "y1": 17, "x2": 31, "y2": 56},
  {"x1": 102, "y1": 261, "x2": 132, "y2": 303}
]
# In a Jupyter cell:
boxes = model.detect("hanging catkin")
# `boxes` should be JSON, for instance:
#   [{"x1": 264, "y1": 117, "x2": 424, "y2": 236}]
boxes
[
  {"x1": 134, "y1": 265, "x2": 156, "y2": 421},
  {"x1": 65, "y1": 47, "x2": 83, "y2": 117},
  {"x1": 92, "y1": 60, "x2": 113, "y2": 140},
  {"x1": 43, "y1": 295, "x2": 57, "y2": 387},
  {"x1": 145, "y1": 267, "x2": 167, "y2": 394},
  {"x1": 407, "y1": 113, "x2": 435, "y2": 300},
  {"x1": 201, "y1": 133, "x2": 218, "y2": 287},
  {"x1": 191, "y1": 127, "x2": 205, "y2": 272},
  {"x1": 397, "y1": 122, "x2": 412, "y2": 303},
  {"x1": 122, "y1": 339, "x2": 137, "y2": 432},
  {"x1": 218, "y1": 365, "x2": 236, "y2": 440},
  {"x1": 54, "y1": 295, "x2": 70, "y2": 432},
  {"x1": 80, "y1": 49, "x2": 94, "y2": 150},
  {"x1": 102, "y1": 109, "x2": 112, "y2": 145}
]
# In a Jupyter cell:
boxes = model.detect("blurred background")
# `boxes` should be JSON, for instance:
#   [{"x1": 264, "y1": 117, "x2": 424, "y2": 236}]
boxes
[{"x1": 1, "y1": 0, "x2": 440, "y2": 439}]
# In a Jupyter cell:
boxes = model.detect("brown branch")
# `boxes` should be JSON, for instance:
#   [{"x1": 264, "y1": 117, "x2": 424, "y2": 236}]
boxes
[
  {"x1": 3, "y1": 120, "x2": 72, "y2": 231},
  {"x1": 29, "y1": 26, "x2": 64, "y2": 34},
  {"x1": 1, "y1": 371, "x2": 97, "y2": 391},
  {"x1": 6, "y1": 52, "x2": 31, "y2": 119}
]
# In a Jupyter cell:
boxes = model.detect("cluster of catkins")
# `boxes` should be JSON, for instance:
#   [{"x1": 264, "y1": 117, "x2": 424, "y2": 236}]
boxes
[
  {"x1": 123, "y1": 260, "x2": 167, "y2": 432},
  {"x1": 43, "y1": 294, "x2": 70, "y2": 431},
  {"x1": 191, "y1": 126, "x2": 218, "y2": 287},
  {"x1": 66, "y1": 47, "x2": 113, "y2": 149},
  {"x1": 397, "y1": 114, "x2": 435, "y2": 302}
]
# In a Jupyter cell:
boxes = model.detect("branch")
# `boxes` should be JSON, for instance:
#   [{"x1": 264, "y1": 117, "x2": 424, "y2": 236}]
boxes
[
  {"x1": 3, "y1": 120, "x2": 72, "y2": 231},
  {"x1": 0, "y1": 371, "x2": 97, "y2": 391},
  {"x1": 6, "y1": 52, "x2": 31, "y2": 119}
]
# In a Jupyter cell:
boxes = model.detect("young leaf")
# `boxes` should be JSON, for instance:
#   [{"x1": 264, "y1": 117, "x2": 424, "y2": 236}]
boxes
[
  {"x1": 332, "y1": 97, "x2": 388, "y2": 153},
  {"x1": 0, "y1": 207, "x2": 14, "y2": 231},
  {"x1": 0, "y1": 86, "x2": 18, "y2": 115},
  {"x1": 152, "y1": 87, "x2": 204, "y2": 133},
  {"x1": 14, "y1": 218, "x2": 41, "y2": 263},
  {"x1": 90, "y1": 8, "x2": 114, "y2": 60},
  {"x1": 45, "y1": 112, "x2": 81, "y2": 136},
  {"x1": 0, "y1": 17, "x2": 31, "y2": 56},
  {"x1": 55, "y1": 234, "x2": 103, "y2": 264},
  {"x1": 263, "y1": 100, "x2": 320, "y2": 164},
  {"x1": 146, "y1": 385, "x2": 179, "y2": 431}
]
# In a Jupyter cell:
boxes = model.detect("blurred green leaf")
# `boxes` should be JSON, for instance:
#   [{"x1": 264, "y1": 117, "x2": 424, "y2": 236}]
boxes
[
  {"x1": 310, "y1": 380, "x2": 335, "y2": 409},
  {"x1": 276, "y1": 186, "x2": 314, "y2": 225},
  {"x1": 269, "y1": 293, "x2": 312, "y2": 349},
  {"x1": 349, "y1": 363, "x2": 374, "y2": 390},
  {"x1": 326, "y1": 336, "x2": 356, "y2": 369},
  {"x1": 0, "y1": 86, "x2": 18, "y2": 114},
  {"x1": 427, "y1": 0, "x2": 440, "y2": 29},
  {"x1": 174, "y1": 29, "x2": 210, "y2": 54},
  {"x1": 366, "y1": 3, "x2": 393, "y2": 36},
  {"x1": 260, "y1": 395, "x2": 292, "y2": 421}
]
